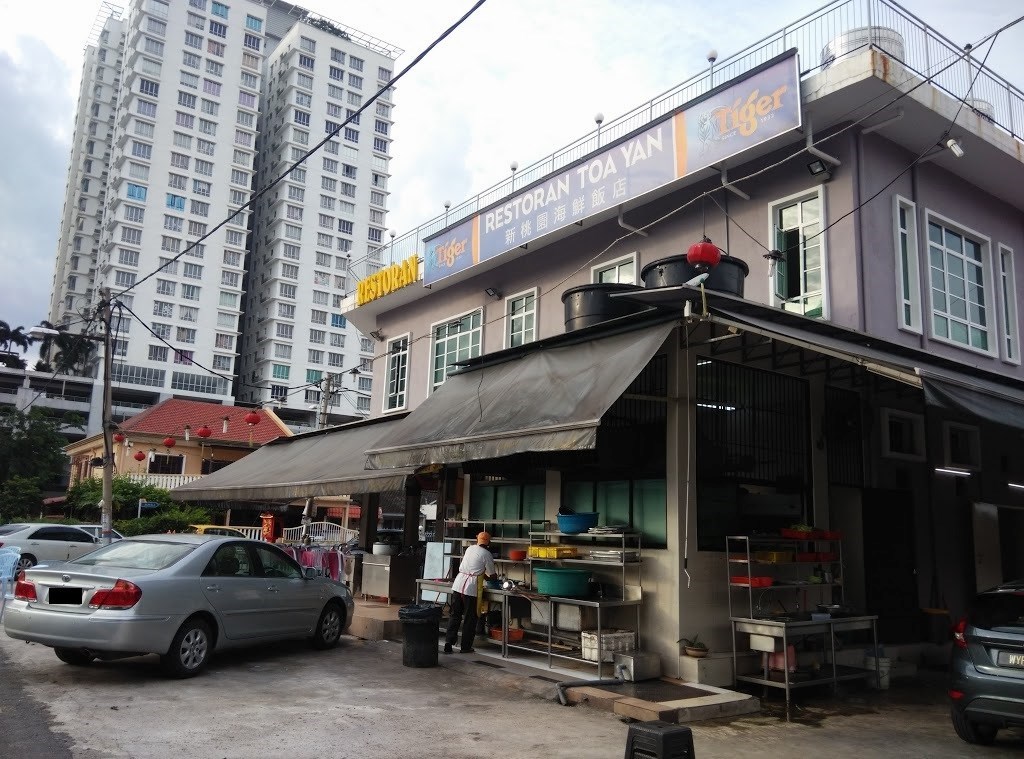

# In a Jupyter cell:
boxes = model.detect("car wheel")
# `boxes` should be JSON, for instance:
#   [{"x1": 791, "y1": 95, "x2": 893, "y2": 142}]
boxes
[
  {"x1": 16, "y1": 554, "x2": 36, "y2": 574},
  {"x1": 951, "y1": 706, "x2": 998, "y2": 745},
  {"x1": 54, "y1": 648, "x2": 94, "y2": 666},
  {"x1": 310, "y1": 601, "x2": 344, "y2": 650},
  {"x1": 161, "y1": 617, "x2": 212, "y2": 678}
]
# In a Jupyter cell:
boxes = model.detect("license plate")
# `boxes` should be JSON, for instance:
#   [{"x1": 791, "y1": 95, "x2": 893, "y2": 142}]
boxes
[
  {"x1": 48, "y1": 588, "x2": 83, "y2": 605},
  {"x1": 996, "y1": 651, "x2": 1024, "y2": 668}
]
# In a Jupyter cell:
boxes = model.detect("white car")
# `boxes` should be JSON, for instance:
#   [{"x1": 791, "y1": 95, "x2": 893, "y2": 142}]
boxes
[
  {"x1": 0, "y1": 523, "x2": 99, "y2": 572},
  {"x1": 72, "y1": 525, "x2": 125, "y2": 542}
]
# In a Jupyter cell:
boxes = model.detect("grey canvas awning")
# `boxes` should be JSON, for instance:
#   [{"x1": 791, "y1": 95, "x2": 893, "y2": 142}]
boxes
[
  {"x1": 706, "y1": 304, "x2": 1024, "y2": 431},
  {"x1": 171, "y1": 416, "x2": 415, "y2": 502},
  {"x1": 365, "y1": 321, "x2": 676, "y2": 470}
]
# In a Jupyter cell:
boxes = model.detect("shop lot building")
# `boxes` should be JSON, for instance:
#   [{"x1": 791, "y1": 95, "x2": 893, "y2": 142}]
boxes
[{"x1": 177, "y1": 0, "x2": 1024, "y2": 688}]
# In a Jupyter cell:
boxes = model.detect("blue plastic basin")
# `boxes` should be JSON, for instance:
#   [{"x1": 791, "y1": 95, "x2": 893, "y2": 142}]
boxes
[{"x1": 557, "y1": 512, "x2": 600, "y2": 534}]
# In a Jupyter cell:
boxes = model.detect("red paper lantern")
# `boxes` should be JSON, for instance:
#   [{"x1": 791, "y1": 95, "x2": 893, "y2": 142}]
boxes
[
  {"x1": 196, "y1": 425, "x2": 212, "y2": 438},
  {"x1": 133, "y1": 450, "x2": 146, "y2": 462},
  {"x1": 113, "y1": 432, "x2": 125, "y2": 443},
  {"x1": 163, "y1": 437, "x2": 176, "y2": 448},
  {"x1": 244, "y1": 411, "x2": 261, "y2": 426},
  {"x1": 686, "y1": 236, "x2": 721, "y2": 271}
]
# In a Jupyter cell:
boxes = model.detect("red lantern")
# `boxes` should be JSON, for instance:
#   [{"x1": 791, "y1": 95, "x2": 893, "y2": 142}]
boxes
[
  {"x1": 113, "y1": 432, "x2": 125, "y2": 443},
  {"x1": 244, "y1": 411, "x2": 261, "y2": 426},
  {"x1": 196, "y1": 425, "x2": 212, "y2": 439},
  {"x1": 133, "y1": 450, "x2": 146, "y2": 462},
  {"x1": 686, "y1": 236, "x2": 721, "y2": 271},
  {"x1": 163, "y1": 437, "x2": 176, "y2": 448}
]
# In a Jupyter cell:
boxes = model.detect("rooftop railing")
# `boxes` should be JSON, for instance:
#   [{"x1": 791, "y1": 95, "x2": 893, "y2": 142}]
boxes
[{"x1": 363, "y1": 0, "x2": 1023, "y2": 275}]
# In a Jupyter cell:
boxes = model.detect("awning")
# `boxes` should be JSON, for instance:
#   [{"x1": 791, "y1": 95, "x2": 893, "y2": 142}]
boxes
[
  {"x1": 365, "y1": 321, "x2": 676, "y2": 470},
  {"x1": 704, "y1": 303, "x2": 1024, "y2": 430},
  {"x1": 171, "y1": 416, "x2": 415, "y2": 502},
  {"x1": 919, "y1": 369, "x2": 1024, "y2": 431}
]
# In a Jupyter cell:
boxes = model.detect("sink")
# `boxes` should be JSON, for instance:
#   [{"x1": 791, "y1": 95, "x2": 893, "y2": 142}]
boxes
[{"x1": 754, "y1": 612, "x2": 813, "y2": 623}]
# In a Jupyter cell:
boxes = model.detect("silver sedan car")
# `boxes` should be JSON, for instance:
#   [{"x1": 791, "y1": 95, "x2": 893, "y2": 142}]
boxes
[{"x1": 4, "y1": 535, "x2": 354, "y2": 678}]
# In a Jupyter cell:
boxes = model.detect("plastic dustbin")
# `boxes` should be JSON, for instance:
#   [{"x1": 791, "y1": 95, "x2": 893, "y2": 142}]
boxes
[{"x1": 399, "y1": 605, "x2": 442, "y2": 668}]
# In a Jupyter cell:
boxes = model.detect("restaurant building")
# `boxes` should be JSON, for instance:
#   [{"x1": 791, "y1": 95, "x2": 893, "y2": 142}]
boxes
[{"x1": 179, "y1": 0, "x2": 1024, "y2": 684}]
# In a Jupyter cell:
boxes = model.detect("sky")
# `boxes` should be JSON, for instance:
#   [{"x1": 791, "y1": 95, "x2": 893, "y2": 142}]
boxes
[{"x1": 0, "y1": 0, "x2": 1021, "y2": 340}]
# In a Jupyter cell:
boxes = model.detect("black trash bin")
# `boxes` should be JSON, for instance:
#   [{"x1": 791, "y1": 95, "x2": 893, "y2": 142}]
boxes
[{"x1": 399, "y1": 604, "x2": 442, "y2": 668}]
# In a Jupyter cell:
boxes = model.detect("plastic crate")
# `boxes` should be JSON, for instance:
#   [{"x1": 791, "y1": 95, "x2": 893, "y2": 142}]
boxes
[
  {"x1": 489, "y1": 627, "x2": 524, "y2": 642},
  {"x1": 731, "y1": 575, "x2": 773, "y2": 587},
  {"x1": 780, "y1": 529, "x2": 814, "y2": 539},
  {"x1": 796, "y1": 552, "x2": 818, "y2": 562},
  {"x1": 528, "y1": 545, "x2": 578, "y2": 559},
  {"x1": 581, "y1": 629, "x2": 636, "y2": 662}
]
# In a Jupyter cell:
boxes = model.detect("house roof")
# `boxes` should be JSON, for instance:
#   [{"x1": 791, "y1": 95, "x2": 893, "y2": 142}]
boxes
[{"x1": 117, "y1": 399, "x2": 291, "y2": 446}]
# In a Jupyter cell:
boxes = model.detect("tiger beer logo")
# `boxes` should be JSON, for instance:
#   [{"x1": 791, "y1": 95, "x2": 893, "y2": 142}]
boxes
[
  {"x1": 432, "y1": 236, "x2": 469, "y2": 269},
  {"x1": 356, "y1": 255, "x2": 420, "y2": 305},
  {"x1": 699, "y1": 84, "x2": 789, "y2": 154}
]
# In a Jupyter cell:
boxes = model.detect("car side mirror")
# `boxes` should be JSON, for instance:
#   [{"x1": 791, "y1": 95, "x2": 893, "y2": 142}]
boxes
[{"x1": 303, "y1": 567, "x2": 317, "y2": 580}]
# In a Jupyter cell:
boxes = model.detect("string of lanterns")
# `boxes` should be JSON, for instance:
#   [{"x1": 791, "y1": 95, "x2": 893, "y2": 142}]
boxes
[{"x1": 110, "y1": 409, "x2": 263, "y2": 466}]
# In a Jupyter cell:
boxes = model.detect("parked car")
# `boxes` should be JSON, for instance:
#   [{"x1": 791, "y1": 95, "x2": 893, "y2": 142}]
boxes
[
  {"x1": 183, "y1": 524, "x2": 246, "y2": 537},
  {"x1": 0, "y1": 523, "x2": 99, "y2": 573},
  {"x1": 949, "y1": 579, "x2": 1024, "y2": 744},
  {"x1": 72, "y1": 525, "x2": 125, "y2": 541},
  {"x1": 3, "y1": 535, "x2": 353, "y2": 678}
]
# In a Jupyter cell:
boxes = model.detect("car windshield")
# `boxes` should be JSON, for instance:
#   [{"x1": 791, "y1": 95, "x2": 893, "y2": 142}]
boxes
[
  {"x1": 0, "y1": 524, "x2": 28, "y2": 535},
  {"x1": 72, "y1": 540, "x2": 195, "y2": 570},
  {"x1": 972, "y1": 590, "x2": 1024, "y2": 632}
]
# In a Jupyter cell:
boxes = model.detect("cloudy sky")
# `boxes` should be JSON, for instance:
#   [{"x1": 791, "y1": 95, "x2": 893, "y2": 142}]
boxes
[{"x1": 0, "y1": 0, "x2": 1021, "y2": 338}]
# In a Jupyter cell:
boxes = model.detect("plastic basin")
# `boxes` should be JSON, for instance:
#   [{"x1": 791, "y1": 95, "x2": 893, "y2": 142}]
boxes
[
  {"x1": 557, "y1": 512, "x2": 600, "y2": 534},
  {"x1": 534, "y1": 568, "x2": 591, "y2": 597}
]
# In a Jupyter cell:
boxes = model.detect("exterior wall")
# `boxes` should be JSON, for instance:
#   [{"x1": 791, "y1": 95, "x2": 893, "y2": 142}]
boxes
[
  {"x1": 49, "y1": 14, "x2": 125, "y2": 329},
  {"x1": 237, "y1": 21, "x2": 399, "y2": 418},
  {"x1": 858, "y1": 134, "x2": 1024, "y2": 380}
]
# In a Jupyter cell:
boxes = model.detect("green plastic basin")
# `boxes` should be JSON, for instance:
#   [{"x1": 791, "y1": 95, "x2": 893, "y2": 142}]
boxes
[{"x1": 534, "y1": 567, "x2": 591, "y2": 597}]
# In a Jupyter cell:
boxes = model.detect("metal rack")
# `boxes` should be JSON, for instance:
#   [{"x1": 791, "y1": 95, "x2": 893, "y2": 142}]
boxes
[
  {"x1": 445, "y1": 519, "x2": 544, "y2": 583},
  {"x1": 528, "y1": 529, "x2": 642, "y2": 595},
  {"x1": 726, "y1": 534, "x2": 879, "y2": 718},
  {"x1": 726, "y1": 534, "x2": 843, "y2": 619}
]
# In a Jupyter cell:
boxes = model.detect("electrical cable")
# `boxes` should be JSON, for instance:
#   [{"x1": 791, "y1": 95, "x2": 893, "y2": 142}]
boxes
[
  {"x1": 115, "y1": 0, "x2": 489, "y2": 301},
  {"x1": 359, "y1": 17, "x2": 1024, "y2": 378}
]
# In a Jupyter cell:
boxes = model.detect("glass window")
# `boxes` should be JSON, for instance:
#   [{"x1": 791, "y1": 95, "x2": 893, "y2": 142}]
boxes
[
  {"x1": 385, "y1": 336, "x2": 408, "y2": 411},
  {"x1": 773, "y1": 193, "x2": 824, "y2": 318},
  {"x1": 506, "y1": 291, "x2": 536, "y2": 348},
  {"x1": 927, "y1": 216, "x2": 990, "y2": 352},
  {"x1": 431, "y1": 311, "x2": 482, "y2": 390}
]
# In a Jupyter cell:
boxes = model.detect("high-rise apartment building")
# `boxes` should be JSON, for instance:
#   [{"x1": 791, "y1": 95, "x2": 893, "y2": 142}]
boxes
[{"x1": 48, "y1": 0, "x2": 400, "y2": 430}]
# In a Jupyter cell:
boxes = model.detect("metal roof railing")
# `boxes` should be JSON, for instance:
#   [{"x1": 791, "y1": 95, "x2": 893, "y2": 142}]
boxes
[{"x1": 362, "y1": 0, "x2": 1023, "y2": 276}]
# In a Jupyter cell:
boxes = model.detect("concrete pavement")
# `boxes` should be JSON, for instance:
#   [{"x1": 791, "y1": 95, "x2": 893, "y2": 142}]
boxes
[{"x1": 2, "y1": 628, "x2": 1023, "y2": 758}]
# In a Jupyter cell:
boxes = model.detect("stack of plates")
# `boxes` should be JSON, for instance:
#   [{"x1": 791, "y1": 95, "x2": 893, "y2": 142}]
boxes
[
  {"x1": 588, "y1": 549, "x2": 641, "y2": 563},
  {"x1": 587, "y1": 524, "x2": 632, "y2": 535}
]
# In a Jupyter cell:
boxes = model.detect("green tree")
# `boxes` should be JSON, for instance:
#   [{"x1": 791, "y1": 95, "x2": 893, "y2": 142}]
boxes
[
  {"x1": 0, "y1": 407, "x2": 81, "y2": 488},
  {"x1": 65, "y1": 475, "x2": 176, "y2": 521},
  {"x1": 0, "y1": 475, "x2": 42, "y2": 522},
  {"x1": 0, "y1": 321, "x2": 31, "y2": 353}
]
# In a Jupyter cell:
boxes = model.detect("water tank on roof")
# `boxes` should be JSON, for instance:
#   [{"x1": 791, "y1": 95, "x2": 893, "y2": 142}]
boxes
[
  {"x1": 966, "y1": 99, "x2": 995, "y2": 123},
  {"x1": 821, "y1": 26, "x2": 905, "y2": 69}
]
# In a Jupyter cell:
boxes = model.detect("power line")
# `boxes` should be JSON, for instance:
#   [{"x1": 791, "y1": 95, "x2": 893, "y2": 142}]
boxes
[
  {"x1": 357, "y1": 15, "x2": 1023, "y2": 375},
  {"x1": 116, "y1": 0, "x2": 489, "y2": 300}
]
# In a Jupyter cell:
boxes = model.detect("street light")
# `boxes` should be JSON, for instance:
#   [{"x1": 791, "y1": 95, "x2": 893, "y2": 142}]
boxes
[
  {"x1": 594, "y1": 112, "x2": 604, "y2": 146},
  {"x1": 30, "y1": 286, "x2": 115, "y2": 545}
]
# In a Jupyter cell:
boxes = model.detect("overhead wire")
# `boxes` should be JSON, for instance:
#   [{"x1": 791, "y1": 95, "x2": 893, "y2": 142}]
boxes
[
  {"x1": 115, "y1": 0, "x2": 490, "y2": 301},
  {"x1": 359, "y1": 14, "x2": 1023, "y2": 376}
]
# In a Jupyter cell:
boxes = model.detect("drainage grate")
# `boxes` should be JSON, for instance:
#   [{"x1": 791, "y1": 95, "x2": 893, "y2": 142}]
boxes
[
  {"x1": 471, "y1": 660, "x2": 505, "y2": 669},
  {"x1": 528, "y1": 675, "x2": 560, "y2": 683}
]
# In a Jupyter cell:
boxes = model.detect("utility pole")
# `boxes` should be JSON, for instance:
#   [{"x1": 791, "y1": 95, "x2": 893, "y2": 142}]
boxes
[
  {"x1": 99, "y1": 287, "x2": 115, "y2": 545},
  {"x1": 318, "y1": 373, "x2": 333, "y2": 429}
]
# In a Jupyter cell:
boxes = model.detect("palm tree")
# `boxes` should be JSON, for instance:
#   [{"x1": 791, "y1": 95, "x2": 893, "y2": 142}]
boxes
[
  {"x1": 0, "y1": 321, "x2": 31, "y2": 354},
  {"x1": 33, "y1": 320, "x2": 66, "y2": 362},
  {"x1": 53, "y1": 334, "x2": 97, "y2": 376}
]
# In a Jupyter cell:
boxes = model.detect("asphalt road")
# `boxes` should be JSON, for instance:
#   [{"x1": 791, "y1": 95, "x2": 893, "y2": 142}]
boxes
[{"x1": 2, "y1": 630, "x2": 1024, "y2": 759}]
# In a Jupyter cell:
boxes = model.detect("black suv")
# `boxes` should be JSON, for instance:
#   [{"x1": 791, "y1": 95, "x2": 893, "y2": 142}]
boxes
[{"x1": 949, "y1": 580, "x2": 1024, "y2": 744}]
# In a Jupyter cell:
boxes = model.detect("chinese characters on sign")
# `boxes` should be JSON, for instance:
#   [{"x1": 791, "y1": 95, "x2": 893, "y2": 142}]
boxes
[{"x1": 418, "y1": 52, "x2": 801, "y2": 287}]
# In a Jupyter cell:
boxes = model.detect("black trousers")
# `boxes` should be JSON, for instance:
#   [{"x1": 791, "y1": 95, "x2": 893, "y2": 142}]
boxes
[{"x1": 445, "y1": 591, "x2": 478, "y2": 651}]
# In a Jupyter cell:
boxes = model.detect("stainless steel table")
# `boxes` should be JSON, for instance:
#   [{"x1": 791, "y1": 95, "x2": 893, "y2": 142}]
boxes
[{"x1": 731, "y1": 614, "x2": 880, "y2": 717}]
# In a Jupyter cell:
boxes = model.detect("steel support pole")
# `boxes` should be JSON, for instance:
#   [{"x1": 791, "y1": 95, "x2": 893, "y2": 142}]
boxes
[{"x1": 99, "y1": 287, "x2": 114, "y2": 546}]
